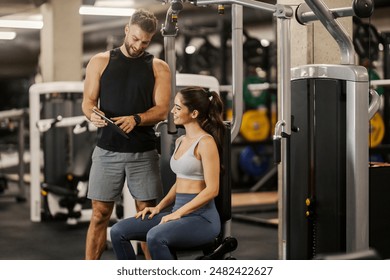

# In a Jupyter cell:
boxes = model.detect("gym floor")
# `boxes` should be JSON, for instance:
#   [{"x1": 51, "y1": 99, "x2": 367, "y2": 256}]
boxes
[{"x1": 0, "y1": 181, "x2": 278, "y2": 260}]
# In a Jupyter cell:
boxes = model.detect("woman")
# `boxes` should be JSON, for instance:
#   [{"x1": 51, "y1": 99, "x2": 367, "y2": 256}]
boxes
[{"x1": 110, "y1": 86, "x2": 225, "y2": 260}]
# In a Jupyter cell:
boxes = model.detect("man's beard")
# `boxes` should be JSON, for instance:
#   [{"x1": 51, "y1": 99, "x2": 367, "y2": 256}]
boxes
[{"x1": 124, "y1": 40, "x2": 143, "y2": 58}]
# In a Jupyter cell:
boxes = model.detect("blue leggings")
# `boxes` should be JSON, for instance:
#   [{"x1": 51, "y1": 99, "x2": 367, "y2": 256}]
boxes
[{"x1": 110, "y1": 193, "x2": 221, "y2": 260}]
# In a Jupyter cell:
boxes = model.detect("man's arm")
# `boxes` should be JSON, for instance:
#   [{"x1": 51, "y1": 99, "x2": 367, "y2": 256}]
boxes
[
  {"x1": 135, "y1": 57, "x2": 172, "y2": 125},
  {"x1": 82, "y1": 51, "x2": 109, "y2": 121}
]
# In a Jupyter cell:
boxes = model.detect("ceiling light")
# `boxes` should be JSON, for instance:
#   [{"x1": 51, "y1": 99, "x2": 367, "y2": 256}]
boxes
[
  {"x1": 0, "y1": 19, "x2": 43, "y2": 29},
  {"x1": 261, "y1": 39, "x2": 270, "y2": 47},
  {"x1": 185, "y1": 45, "x2": 196, "y2": 54},
  {"x1": 79, "y1": 5, "x2": 135, "y2": 16},
  {"x1": 95, "y1": 0, "x2": 137, "y2": 7},
  {"x1": 0, "y1": 31, "x2": 16, "y2": 40}
]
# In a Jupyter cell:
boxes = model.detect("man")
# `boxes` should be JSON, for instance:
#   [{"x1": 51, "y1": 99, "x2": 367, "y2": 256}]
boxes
[{"x1": 82, "y1": 9, "x2": 171, "y2": 260}]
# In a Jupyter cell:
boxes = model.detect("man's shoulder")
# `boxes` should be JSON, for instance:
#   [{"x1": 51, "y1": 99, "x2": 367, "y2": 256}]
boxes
[
  {"x1": 86, "y1": 50, "x2": 110, "y2": 73},
  {"x1": 89, "y1": 50, "x2": 110, "y2": 65},
  {"x1": 152, "y1": 56, "x2": 165, "y2": 64},
  {"x1": 152, "y1": 57, "x2": 170, "y2": 72},
  {"x1": 94, "y1": 50, "x2": 111, "y2": 59}
]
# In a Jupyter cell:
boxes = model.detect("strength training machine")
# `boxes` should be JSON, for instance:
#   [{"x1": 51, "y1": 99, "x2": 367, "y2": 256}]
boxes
[{"x1": 273, "y1": 0, "x2": 380, "y2": 259}]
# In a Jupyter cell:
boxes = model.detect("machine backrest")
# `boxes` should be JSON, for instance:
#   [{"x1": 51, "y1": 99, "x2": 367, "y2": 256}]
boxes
[{"x1": 215, "y1": 122, "x2": 232, "y2": 224}]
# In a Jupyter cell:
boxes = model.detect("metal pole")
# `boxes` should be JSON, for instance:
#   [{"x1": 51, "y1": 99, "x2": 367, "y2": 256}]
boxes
[
  {"x1": 230, "y1": 4, "x2": 243, "y2": 142},
  {"x1": 193, "y1": 0, "x2": 276, "y2": 12},
  {"x1": 296, "y1": 0, "x2": 374, "y2": 24},
  {"x1": 304, "y1": 0, "x2": 355, "y2": 65},
  {"x1": 164, "y1": 36, "x2": 178, "y2": 134},
  {"x1": 161, "y1": 1, "x2": 184, "y2": 134},
  {"x1": 276, "y1": 11, "x2": 292, "y2": 261},
  {"x1": 346, "y1": 78, "x2": 370, "y2": 252},
  {"x1": 17, "y1": 111, "x2": 26, "y2": 201}
]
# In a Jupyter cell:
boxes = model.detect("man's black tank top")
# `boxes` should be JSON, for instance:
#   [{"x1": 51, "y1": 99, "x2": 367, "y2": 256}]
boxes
[{"x1": 96, "y1": 48, "x2": 156, "y2": 153}]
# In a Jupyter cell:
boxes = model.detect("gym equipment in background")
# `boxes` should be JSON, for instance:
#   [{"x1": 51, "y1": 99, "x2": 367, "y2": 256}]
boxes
[
  {"x1": 29, "y1": 82, "x2": 97, "y2": 223},
  {"x1": 369, "y1": 112, "x2": 385, "y2": 148},
  {"x1": 238, "y1": 145, "x2": 270, "y2": 179},
  {"x1": 40, "y1": 124, "x2": 95, "y2": 225},
  {"x1": 240, "y1": 109, "x2": 270, "y2": 142},
  {"x1": 0, "y1": 108, "x2": 27, "y2": 202},
  {"x1": 243, "y1": 30, "x2": 269, "y2": 70},
  {"x1": 353, "y1": 17, "x2": 386, "y2": 149},
  {"x1": 275, "y1": 0, "x2": 378, "y2": 259},
  {"x1": 369, "y1": 79, "x2": 390, "y2": 151},
  {"x1": 353, "y1": 17, "x2": 381, "y2": 63},
  {"x1": 243, "y1": 75, "x2": 271, "y2": 109}
]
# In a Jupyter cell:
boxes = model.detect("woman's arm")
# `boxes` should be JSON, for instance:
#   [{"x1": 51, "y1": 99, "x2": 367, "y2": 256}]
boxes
[
  {"x1": 156, "y1": 183, "x2": 177, "y2": 211},
  {"x1": 137, "y1": 184, "x2": 177, "y2": 220}
]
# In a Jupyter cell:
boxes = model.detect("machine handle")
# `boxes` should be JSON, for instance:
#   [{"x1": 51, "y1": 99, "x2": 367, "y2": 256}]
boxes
[
  {"x1": 368, "y1": 89, "x2": 380, "y2": 120},
  {"x1": 272, "y1": 119, "x2": 286, "y2": 164},
  {"x1": 273, "y1": 136, "x2": 282, "y2": 164}
]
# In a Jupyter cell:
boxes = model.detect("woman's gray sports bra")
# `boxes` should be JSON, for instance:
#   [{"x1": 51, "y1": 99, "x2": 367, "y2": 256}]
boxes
[{"x1": 170, "y1": 134, "x2": 212, "y2": 181}]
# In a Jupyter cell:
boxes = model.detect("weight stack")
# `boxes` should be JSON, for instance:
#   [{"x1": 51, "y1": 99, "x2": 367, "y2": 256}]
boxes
[{"x1": 287, "y1": 65, "x2": 370, "y2": 259}]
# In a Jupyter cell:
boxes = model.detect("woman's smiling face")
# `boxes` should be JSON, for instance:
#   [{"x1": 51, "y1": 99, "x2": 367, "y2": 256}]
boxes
[{"x1": 171, "y1": 93, "x2": 193, "y2": 125}]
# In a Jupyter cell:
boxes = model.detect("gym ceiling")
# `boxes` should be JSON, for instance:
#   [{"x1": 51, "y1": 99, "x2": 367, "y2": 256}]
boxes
[{"x1": 0, "y1": 0, "x2": 389, "y2": 79}]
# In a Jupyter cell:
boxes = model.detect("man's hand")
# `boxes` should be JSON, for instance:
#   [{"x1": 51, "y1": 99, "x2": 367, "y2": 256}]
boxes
[
  {"x1": 90, "y1": 107, "x2": 107, "y2": 128},
  {"x1": 112, "y1": 116, "x2": 137, "y2": 133}
]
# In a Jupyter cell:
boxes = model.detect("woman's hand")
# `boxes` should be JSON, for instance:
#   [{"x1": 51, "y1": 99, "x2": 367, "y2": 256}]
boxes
[
  {"x1": 159, "y1": 212, "x2": 182, "y2": 224},
  {"x1": 135, "y1": 207, "x2": 160, "y2": 220}
]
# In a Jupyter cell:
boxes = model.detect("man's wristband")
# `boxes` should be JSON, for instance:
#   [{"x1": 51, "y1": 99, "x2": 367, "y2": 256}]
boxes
[{"x1": 133, "y1": 114, "x2": 141, "y2": 126}]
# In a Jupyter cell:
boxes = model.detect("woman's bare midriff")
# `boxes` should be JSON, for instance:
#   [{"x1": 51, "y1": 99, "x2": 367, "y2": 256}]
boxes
[{"x1": 175, "y1": 177, "x2": 206, "y2": 194}]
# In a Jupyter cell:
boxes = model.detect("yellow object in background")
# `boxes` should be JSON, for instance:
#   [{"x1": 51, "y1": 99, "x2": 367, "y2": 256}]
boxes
[
  {"x1": 240, "y1": 109, "x2": 270, "y2": 142},
  {"x1": 369, "y1": 112, "x2": 385, "y2": 148}
]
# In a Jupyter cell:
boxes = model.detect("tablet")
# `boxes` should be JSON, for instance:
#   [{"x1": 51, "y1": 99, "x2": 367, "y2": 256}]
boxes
[{"x1": 92, "y1": 108, "x2": 130, "y2": 139}]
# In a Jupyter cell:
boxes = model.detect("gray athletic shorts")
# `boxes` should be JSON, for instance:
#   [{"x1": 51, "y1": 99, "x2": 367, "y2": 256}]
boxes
[{"x1": 87, "y1": 146, "x2": 163, "y2": 202}]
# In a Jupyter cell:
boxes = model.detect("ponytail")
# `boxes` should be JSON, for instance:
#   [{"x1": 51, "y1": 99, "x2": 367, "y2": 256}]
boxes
[{"x1": 202, "y1": 91, "x2": 225, "y2": 157}]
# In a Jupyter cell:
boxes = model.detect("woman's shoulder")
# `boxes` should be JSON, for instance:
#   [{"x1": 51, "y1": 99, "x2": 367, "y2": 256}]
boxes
[
  {"x1": 198, "y1": 134, "x2": 213, "y2": 140},
  {"x1": 197, "y1": 134, "x2": 215, "y2": 146},
  {"x1": 175, "y1": 135, "x2": 185, "y2": 144}
]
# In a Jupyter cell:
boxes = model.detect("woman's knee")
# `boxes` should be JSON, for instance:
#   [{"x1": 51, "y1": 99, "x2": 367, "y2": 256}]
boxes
[
  {"x1": 110, "y1": 222, "x2": 123, "y2": 242},
  {"x1": 146, "y1": 227, "x2": 166, "y2": 248}
]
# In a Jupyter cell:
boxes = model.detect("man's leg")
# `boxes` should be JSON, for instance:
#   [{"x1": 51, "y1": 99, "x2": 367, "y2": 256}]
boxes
[
  {"x1": 136, "y1": 199, "x2": 156, "y2": 260},
  {"x1": 85, "y1": 200, "x2": 115, "y2": 260}
]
